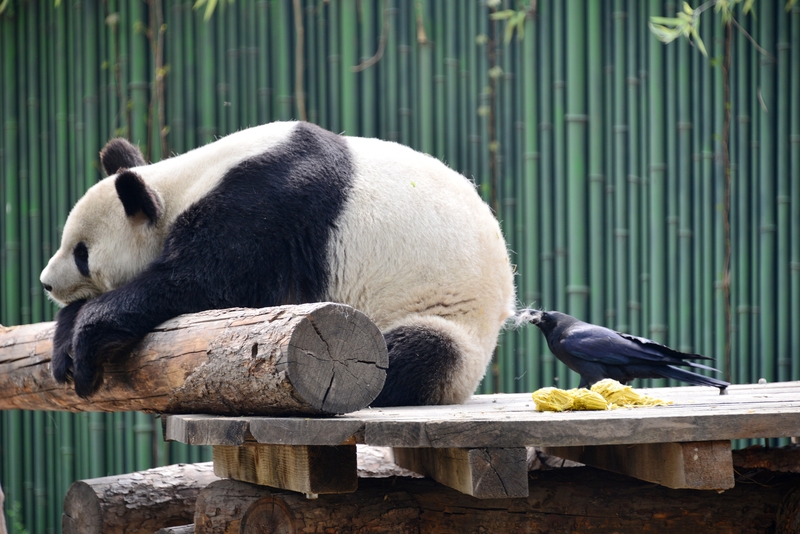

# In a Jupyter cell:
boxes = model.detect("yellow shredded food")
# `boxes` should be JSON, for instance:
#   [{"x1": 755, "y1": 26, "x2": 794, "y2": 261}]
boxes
[
  {"x1": 531, "y1": 379, "x2": 673, "y2": 412},
  {"x1": 591, "y1": 379, "x2": 673, "y2": 408}
]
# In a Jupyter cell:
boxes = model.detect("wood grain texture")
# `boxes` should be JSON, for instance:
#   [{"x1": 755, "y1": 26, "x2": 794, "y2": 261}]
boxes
[
  {"x1": 0, "y1": 303, "x2": 387, "y2": 415},
  {"x1": 61, "y1": 462, "x2": 218, "y2": 534},
  {"x1": 194, "y1": 479, "x2": 274, "y2": 534},
  {"x1": 393, "y1": 447, "x2": 528, "y2": 498},
  {"x1": 154, "y1": 526, "x2": 194, "y2": 534},
  {"x1": 545, "y1": 440, "x2": 735, "y2": 490},
  {"x1": 212, "y1": 443, "x2": 358, "y2": 494},
  {"x1": 165, "y1": 382, "x2": 800, "y2": 448}
]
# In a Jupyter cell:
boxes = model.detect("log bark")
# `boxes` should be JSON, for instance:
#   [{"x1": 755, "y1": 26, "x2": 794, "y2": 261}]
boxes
[
  {"x1": 62, "y1": 462, "x2": 219, "y2": 534},
  {"x1": 195, "y1": 467, "x2": 799, "y2": 534},
  {"x1": 0, "y1": 303, "x2": 387, "y2": 415},
  {"x1": 733, "y1": 444, "x2": 800, "y2": 473}
]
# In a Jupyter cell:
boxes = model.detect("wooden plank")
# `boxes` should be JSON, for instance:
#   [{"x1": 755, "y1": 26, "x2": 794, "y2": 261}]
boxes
[
  {"x1": 164, "y1": 382, "x2": 800, "y2": 450},
  {"x1": 544, "y1": 440, "x2": 734, "y2": 490},
  {"x1": 212, "y1": 443, "x2": 358, "y2": 495},
  {"x1": 392, "y1": 447, "x2": 528, "y2": 498}
]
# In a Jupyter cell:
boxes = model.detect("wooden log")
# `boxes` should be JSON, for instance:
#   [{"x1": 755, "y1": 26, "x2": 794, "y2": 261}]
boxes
[
  {"x1": 62, "y1": 462, "x2": 219, "y2": 534},
  {"x1": 393, "y1": 446, "x2": 528, "y2": 498},
  {"x1": 194, "y1": 467, "x2": 798, "y2": 534},
  {"x1": 212, "y1": 443, "x2": 358, "y2": 495},
  {"x1": 733, "y1": 444, "x2": 800, "y2": 473},
  {"x1": 194, "y1": 479, "x2": 420, "y2": 534},
  {"x1": 194, "y1": 479, "x2": 275, "y2": 534},
  {"x1": 0, "y1": 303, "x2": 387, "y2": 415},
  {"x1": 544, "y1": 440, "x2": 735, "y2": 490}
]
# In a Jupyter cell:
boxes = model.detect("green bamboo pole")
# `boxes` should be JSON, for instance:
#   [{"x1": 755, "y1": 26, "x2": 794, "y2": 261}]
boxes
[
  {"x1": 699, "y1": 28, "x2": 713, "y2": 362},
  {"x1": 626, "y1": 0, "x2": 641, "y2": 339},
  {"x1": 735, "y1": 12, "x2": 751, "y2": 384},
  {"x1": 385, "y1": 0, "x2": 400, "y2": 142},
  {"x1": 359, "y1": 0, "x2": 376, "y2": 137},
  {"x1": 22, "y1": 412, "x2": 33, "y2": 531},
  {"x1": 444, "y1": 0, "x2": 458, "y2": 167},
  {"x1": 457, "y1": 1, "x2": 469, "y2": 176},
  {"x1": 759, "y1": 0, "x2": 776, "y2": 383},
  {"x1": 341, "y1": 0, "x2": 358, "y2": 134},
  {"x1": 215, "y1": 9, "x2": 229, "y2": 136},
  {"x1": 522, "y1": 5, "x2": 540, "y2": 392},
  {"x1": 39, "y1": 4, "x2": 53, "y2": 323},
  {"x1": 315, "y1": 1, "x2": 328, "y2": 128},
  {"x1": 612, "y1": 0, "x2": 628, "y2": 335},
  {"x1": 329, "y1": 0, "x2": 341, "y2": 131},
  {"x1": 553, "y1": 0, "x2": 567, "y2": 330},
  {"x1": 467, "y1": 2, "x2": 480, "y2": 191},
  {"x1": 45, "y1": 407, "x2": 57, "y2": 531},
  {"x1": 676, "y1": 37, "x2": 692, "y2": 360},
  {"x1": 6, "y1": 412, "x2": 22, "y2": 534},
  {"x1": 4, "y1": 5, "x2": 19, "y2": 328},
  {"x1": 791, "y1": 1, "x2": 800, "y2": 382},
  {"x1": 711, "y1": 19, "x2": 726, "y2": 378},
  {"x1": 637, "y1": 4, "x2": 650, "y2": 360},
  {"x1": 59, "y1": 413, "x2": 74, "y2": 515},
  {"x1": 26, "y1": 5, "x2": 43, "y2": 325},
  {"x1": 32, "y1": 411, "x2": 46, "y2": 533},
  {"x1": 433, "y1": 0, "x2": 445, "y2": 161},
  {"x1": 604, "y1": 6, "x2": 615, "y2": 330},
  {"x1": 246, "y1": 0, "x2": 259, "y2": 125},
  {"x1": 399, "y1": 0, "x2": 412, "y2": 145},
  {"x1": 417, "y1": 0, "x2": 433, "y2": 155},
  {"x1": 749, "y1": 14, "x2": 761, "y2": 384},
  {"x1": 84, "y1": 0, "x2": 99, "y2": 189},
  {"x1": 565, "y1": 0, "x2": 588, "y2": 358},
  {"x1": 587, "y1": 1, "x2": 604, "y2": 329},
  {"x1": 538, "y1": 0, "x2": 555, "y2": 386},
  {"x1": 665, "y1": 15, "x2": 679, "y2": 357},
  {"x1": 776, "y1": 4, "x2": 790, "y2": 382},
  {"x1": 198, "y1": 5, "x2": 216, "y2": 144}
]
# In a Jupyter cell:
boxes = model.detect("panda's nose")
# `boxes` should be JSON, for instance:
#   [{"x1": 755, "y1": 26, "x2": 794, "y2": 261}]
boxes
[{"x1": 42, "y1": 282, "x2": 52, "y2": 293}]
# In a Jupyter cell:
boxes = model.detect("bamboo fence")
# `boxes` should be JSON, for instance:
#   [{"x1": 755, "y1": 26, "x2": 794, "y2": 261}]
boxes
[{"x1": 0, "y1": 0, "x2": 798, "y2": 531}]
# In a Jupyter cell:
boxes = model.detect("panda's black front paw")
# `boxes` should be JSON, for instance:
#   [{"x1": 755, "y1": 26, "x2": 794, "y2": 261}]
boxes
[{"x1": 51, "y1": 300, "x2": 86, "y2": 384}]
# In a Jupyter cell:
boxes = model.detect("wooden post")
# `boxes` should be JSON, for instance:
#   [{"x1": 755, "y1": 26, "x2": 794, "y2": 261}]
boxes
[
  {"x1": 61, "y1": 462, "x2": 219, "y2": 534},
  {"x1": 393, "y1": 447, "x2": 528, "y2": 498},
  {"x1": 0, "y1": 303, "x2": 387, "y2": 415},
  {"x1": 544, "y1": 440, "x2": 735, "y2": 490},
  {"x1": 212, "y1": 443, "x2": 358, "y2": 495}
]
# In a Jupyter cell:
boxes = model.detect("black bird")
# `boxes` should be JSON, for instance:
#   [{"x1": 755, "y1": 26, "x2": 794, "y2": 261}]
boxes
[{"x1": 525, "y1": 310, "x2": 729, "y2": 392}]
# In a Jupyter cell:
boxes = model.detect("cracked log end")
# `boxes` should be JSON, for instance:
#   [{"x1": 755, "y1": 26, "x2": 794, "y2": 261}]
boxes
[{"x1": 284, "y1": 303, "x2": 388, "y2": 414}]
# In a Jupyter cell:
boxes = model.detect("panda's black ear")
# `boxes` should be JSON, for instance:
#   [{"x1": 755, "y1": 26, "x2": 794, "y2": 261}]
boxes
[
  {"x1": 100, "y1": 138, "x2": 146, "y2": 176},
  {"x1": 115, "y1": 170, "x2": 162, "y2": 225}
]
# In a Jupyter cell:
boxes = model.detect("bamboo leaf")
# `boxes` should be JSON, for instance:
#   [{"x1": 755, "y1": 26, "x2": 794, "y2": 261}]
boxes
[
  {"x1": 683, "y1": 2, "x2": 694, "y2": 15},
  {"x1": 490, "y1": 9, "x2": 516, "y2": 20},
  {"x1": 648, "y1": 22, "x2": 682, "y2": 43},
  {"x1": 786, "y1": 0, "x2": 797, "y2": 11},
  {"x1": 744, "y1": 0, "x2": 755, "y2": 14},
  {"x1": 649, "y1": 16, "x2": 683, "y2": 26},
  {"x1": 0, "y1": 0, "x2": 9, "y2": 14}
]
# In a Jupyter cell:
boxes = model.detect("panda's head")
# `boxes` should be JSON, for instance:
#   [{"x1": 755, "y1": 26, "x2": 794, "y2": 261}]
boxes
[{"x1": 40, "y1": 139, "x2": 166, "y2": 306}]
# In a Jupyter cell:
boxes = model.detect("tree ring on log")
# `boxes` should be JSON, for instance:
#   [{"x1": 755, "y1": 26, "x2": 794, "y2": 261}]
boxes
[{"x1": 283, "y1": 303, "x2": 388, "y2": 414}]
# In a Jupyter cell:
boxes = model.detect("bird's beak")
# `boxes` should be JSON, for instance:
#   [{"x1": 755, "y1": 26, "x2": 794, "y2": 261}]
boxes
[{"x1": 527, "y1": 310, "x2": 543, "y2": 325}]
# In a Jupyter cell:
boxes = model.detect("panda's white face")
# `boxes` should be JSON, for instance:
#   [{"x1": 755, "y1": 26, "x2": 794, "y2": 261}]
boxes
[{"x1": 40, "y1": 177, "x2": 167, "y2": 306}]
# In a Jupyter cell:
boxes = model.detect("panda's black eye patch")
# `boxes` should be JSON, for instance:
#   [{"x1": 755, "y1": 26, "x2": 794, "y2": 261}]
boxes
[{"x1": 74, "y1": 242, "x2": 90, "y2": 277}]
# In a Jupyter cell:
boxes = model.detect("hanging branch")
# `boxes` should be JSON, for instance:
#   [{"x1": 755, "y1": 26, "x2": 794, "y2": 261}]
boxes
[{"x1": 352, "y1": 0, "x2": 389, "y2": 72}]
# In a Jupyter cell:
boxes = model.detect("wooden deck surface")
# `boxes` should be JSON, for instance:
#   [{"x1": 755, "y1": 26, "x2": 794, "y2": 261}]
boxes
[
  {"x1": 166, "y1": 381, "x2": 800, "y2": 448},
  {"x1": 164, "y1": 381, "x2": 800, "y2": 497}
]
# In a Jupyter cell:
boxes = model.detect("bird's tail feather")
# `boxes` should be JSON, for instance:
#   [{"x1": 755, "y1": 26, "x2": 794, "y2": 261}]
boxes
[{"x1": 662, "y1": 365, "x2": 729, "y2": 390}]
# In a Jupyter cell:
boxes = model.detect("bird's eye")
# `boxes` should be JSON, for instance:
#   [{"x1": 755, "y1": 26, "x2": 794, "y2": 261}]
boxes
[{"x1": 74, "y1": 242, "x2": 90, "y2": 277}]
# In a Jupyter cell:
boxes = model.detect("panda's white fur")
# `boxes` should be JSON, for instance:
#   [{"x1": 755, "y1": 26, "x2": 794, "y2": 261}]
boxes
[{"x1": 42, "y1": 121, "x2": 516, "y2": 405}]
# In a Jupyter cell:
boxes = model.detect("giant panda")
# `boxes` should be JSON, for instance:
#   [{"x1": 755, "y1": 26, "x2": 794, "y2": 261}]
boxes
[{"x1": 40, "y1": 121, "x2": 516, "y2": 405}]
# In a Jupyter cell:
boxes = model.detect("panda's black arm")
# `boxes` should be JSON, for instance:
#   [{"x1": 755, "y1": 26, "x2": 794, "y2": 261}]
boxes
[{"x1": 51, "y1": 299, "x2": 87, "y2": 384}]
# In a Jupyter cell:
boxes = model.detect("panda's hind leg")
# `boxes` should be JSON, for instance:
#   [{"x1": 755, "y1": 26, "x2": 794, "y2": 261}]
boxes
[{"x1": 371, "y1": 317, "x2": 488, "y2": 407}]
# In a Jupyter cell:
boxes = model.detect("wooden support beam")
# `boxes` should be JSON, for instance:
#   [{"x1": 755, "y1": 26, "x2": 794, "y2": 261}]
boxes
[
  {"x1": 61, "y1": 462, "x2": 218, "y2": 534},
  {"x1": 212, "y1": 443, "x2": 358, "y2": 495},
  {"x1": 0, "y1": 303, "x2": 387, "y2": 416},
  {"x1": 392, "y1": 446, "x2": 528, "y2": 498},
  {"x1": 544, "y1": 440, "x2": 734, "y2": 490}
]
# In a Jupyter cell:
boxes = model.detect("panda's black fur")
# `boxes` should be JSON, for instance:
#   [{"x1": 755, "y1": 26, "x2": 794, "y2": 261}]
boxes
[{"x1": 43, "y1": 122, "x2": 516, "y2": 406}]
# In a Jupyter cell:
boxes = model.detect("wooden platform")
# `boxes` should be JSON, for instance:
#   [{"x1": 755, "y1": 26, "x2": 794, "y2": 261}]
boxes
[{"x1": 165, "y1": 381, "x2": 800, "y2": 498}]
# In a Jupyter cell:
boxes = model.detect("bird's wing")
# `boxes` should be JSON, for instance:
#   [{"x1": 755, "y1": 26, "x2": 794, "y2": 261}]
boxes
[
  {"x1": 560, "y1": 324, "x2": 703, "y2": 367},
  {"x1": 614, "y1": 331, "x2": 715, "y2": 362}
]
